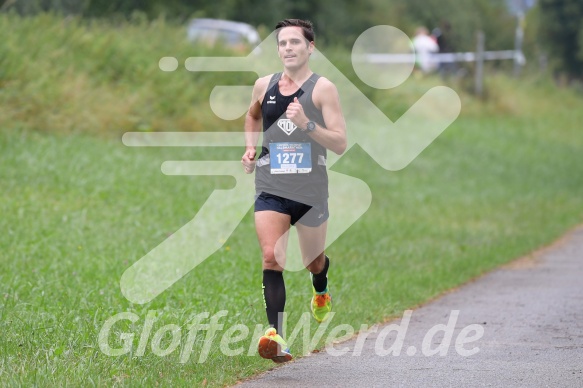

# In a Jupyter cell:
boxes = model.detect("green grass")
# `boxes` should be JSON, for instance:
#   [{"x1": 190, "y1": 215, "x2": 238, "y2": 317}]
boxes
[{"x1": 2, "y1": 13, "x2": 583, "y2": 388}]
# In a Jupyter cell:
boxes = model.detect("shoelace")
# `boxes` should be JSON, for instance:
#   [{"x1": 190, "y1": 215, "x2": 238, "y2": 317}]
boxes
[{"x1": 314, "y1": 293, "x2": 330, "y2": 307}]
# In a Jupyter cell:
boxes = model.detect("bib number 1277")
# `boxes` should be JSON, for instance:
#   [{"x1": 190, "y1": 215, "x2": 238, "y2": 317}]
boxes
[
  {"x1": 269, "y1": 142, "x2": 312, "y2": 174},
  {"x1": 276, "y1": 152, "x2": 303, "y2": 165}
]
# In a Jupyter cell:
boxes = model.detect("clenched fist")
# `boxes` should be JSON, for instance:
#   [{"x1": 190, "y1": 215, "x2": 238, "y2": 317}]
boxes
[{"x1": 286, "y1": 97, "x2": 308, "y2": 130}]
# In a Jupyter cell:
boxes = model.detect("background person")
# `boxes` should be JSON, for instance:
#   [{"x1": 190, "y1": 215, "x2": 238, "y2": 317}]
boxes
[{"x1": 412, "y1": 26, "x2": 439, "y2": 74}]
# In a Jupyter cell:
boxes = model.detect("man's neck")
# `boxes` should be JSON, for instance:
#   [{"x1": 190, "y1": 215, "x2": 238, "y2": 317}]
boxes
[{"x1": 282, "y1": 67, "x2": 313, "y2": 86}]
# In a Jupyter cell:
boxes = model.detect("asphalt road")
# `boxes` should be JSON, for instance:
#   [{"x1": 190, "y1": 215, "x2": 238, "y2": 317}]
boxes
[{"x1": 237, "y1": 226, "x2": 583, "y2": 387}]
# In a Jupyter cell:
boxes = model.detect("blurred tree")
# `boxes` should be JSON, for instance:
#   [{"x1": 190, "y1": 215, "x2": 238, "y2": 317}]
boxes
[
  {"x1": 3, "y1": 0, "x2": 90, "y2": 15},
  {"x1": 84, "y1": 0, "x2": 155, "y2": 18},
  {"x1": 1, "y1": 0, "x2": 517, "y2": 52},
  {"x1": 538, "y1": 0, "x2": 583, "y2": 81},
  {"x1": 391, "y1": 0, "x2": 515, "y2": 51}
]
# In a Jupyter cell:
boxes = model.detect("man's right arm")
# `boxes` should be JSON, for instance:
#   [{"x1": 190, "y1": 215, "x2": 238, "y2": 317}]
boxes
[{"x1": 242, "y1": 76, "x2": 269, "y2": 173}]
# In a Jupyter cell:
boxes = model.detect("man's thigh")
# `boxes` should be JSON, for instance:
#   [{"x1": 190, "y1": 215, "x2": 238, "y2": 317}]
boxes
[{"x1": 254, "y1": 207, "x2": 291, "y2": 271}]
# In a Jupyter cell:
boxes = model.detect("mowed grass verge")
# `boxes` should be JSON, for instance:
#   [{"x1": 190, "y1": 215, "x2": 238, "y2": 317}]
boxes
[{"x1": 1, "y1": 75, "x2": 583, "y2": 386}]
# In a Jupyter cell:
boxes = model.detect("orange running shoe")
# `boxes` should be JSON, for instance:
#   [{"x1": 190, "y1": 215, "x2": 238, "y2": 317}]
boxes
[
  {"x1": 311, "y1": 287, "x2": 332, "y2": 323},
  {"x1": 257, "y1": 328, "x2": 293, "y2": 363}
]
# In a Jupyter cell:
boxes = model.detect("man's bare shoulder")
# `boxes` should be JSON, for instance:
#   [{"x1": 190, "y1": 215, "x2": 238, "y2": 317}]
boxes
[
  {"x1": 254, "y1": 74, "x2": 275, "y2": 95},
  {"x1": 313, "y1": 76, "x2": 340, "y2": 100}
]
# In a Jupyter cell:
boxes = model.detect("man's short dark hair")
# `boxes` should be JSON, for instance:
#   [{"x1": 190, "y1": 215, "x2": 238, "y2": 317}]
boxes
[{"x1": 275, "y1": 19, "x2": 315, "y2": 43}]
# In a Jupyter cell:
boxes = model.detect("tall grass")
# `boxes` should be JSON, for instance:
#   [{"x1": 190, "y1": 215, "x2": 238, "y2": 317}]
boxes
[{"x1": 0, "y1": 13, "x2": 257, "y2": 136}]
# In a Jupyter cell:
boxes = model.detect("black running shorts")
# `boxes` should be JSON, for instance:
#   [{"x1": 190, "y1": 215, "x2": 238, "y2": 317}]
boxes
[{"x1": 254, "y1": 192, "x2": 329, "y2": 227}]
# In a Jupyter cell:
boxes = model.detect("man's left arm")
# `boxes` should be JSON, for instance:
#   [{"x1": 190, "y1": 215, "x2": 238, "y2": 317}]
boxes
[
  {"x1": 286, "y1": 78, "x2": 347, "y2": 155},
  {"x1": 308, "y1": 79, "x2": 347, "y2": 155}
]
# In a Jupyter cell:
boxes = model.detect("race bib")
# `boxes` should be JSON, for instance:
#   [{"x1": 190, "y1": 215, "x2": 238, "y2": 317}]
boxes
[{"x1": 269, "y1": 142, "x2": 312, "y2": 174}]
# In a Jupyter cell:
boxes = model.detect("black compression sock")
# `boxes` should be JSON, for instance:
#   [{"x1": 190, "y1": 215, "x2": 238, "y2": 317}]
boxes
[
  {"x1": 262, "y1": 269, "x2": 285, "y2": 335},
  {"x1": 312, "y1": 255, "x2": 330, "y2": 293}
]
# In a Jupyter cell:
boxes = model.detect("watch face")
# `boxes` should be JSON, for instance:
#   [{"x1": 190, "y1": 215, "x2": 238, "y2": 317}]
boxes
[{"x1": 307, "y1": 121, "x2": 316, "y2": 131}]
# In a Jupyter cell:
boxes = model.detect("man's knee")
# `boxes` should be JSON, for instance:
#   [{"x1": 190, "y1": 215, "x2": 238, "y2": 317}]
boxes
[
  {"x1": 262, "y1": 248, "x2": 284, "y2": 270},
  {"x1": 306, "y1": 253, "x2": 325, "y2": 274}
]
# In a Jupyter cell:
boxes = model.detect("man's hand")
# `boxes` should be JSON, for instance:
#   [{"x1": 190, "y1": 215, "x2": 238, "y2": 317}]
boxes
[
  {"x1": 241, "y1": 148, "x2": 256, "y2": 174},
  {"x1": 286, "y1": 97, "x2": 308, "y2": 130}
]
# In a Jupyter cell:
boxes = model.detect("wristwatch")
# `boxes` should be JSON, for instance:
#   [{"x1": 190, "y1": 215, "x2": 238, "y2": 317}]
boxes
[{"x1": 304, "y1": 121, "x2": 316, "y2": 132}]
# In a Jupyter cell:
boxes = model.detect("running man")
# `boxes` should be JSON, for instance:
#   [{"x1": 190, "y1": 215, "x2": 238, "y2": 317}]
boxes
[{"x1": 241, "y1": 18, "x2": 347, "y2": 363}]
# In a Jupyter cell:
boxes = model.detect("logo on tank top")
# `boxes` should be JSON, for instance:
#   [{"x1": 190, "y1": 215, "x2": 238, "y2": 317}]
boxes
[
  {"x1": 277, "y1": 118, "x2": 297, "y2": 135},
  {"x1": 267, "y1": 95, "x2": 276, "y2": 104}
]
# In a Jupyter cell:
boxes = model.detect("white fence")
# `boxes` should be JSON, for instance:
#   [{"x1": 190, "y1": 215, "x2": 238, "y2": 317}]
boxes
[
  {"x1": 357, "y1": 50, "x2": 524, "y2": 64},
  {"x1": 356, "y1": 31, "x2": 525, "y2": 96}
]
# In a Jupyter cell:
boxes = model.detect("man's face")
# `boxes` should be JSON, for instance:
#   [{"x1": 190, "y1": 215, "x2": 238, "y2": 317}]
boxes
[{"x1": 277, "y1": 26, "x2": 314, "y2": 70}]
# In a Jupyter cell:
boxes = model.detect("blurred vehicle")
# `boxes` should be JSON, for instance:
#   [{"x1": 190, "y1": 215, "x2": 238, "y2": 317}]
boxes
[{"x1": 187, "y1": 18, "x2": 261, "y2": 52}]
